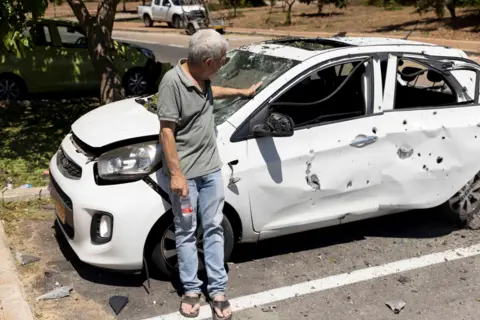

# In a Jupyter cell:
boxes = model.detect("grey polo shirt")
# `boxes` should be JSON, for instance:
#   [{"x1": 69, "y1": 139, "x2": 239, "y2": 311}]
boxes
[{"x1": 157, "y1": 59, "x2": 222, "y2": 179}]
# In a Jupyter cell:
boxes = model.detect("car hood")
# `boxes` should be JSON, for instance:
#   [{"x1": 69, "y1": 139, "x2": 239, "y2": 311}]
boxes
[
  {"x1": 71, "y1": 98, "x2": 159, "y2": 148},
  {"x1": 181, "y1": 5, "x2": 203, "y2": 11}
]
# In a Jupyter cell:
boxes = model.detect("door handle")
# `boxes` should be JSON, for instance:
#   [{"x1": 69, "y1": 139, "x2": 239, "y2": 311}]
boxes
[{"x1": 350, "y1": 134, "x2": 378, "y2": 148}]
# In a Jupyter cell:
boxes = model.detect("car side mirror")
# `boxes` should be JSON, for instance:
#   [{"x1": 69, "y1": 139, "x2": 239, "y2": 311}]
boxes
[
  {"x1": 252, "y1": 112, "x2": 294, "y2": 138},
  {"x1": 165, "y1": 2, "x2": 171, "y2": 6}
]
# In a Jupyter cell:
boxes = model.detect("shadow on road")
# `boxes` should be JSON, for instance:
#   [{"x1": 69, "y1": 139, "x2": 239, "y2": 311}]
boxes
[{"x1": 231, "y1": 208, "x2": 462, "y2": 264}]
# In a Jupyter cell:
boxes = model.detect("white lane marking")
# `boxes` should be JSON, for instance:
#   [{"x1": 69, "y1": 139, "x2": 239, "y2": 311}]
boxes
[
  {"x1": 143, "y1": 243, "x2": 480, "y2": 320},
  {"x1": 113, "y1": 37, "x2": 187, "y2": 48}
]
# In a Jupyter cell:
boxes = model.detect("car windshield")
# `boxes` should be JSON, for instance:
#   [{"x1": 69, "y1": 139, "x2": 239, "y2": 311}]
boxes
[
  {"x1": 211, "y1": 49, "x2": 300, "y2": 125},
  {"x1": 172, "y1": 0, "x2": 200, "y2": 5}
]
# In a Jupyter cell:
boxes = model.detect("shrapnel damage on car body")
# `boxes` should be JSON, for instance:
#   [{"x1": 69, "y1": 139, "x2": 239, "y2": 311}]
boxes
[{"x1": 49, "y1": 36, "x2": 480, "y2": 276}]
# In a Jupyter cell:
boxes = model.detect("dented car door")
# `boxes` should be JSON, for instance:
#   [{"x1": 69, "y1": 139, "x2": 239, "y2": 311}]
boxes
[
  {"x1": 375, "y1": 53, "x2": 480, "y2": 212},
  {"x1": 245, "y1": 56, "x2": 391, "y2": 239}
]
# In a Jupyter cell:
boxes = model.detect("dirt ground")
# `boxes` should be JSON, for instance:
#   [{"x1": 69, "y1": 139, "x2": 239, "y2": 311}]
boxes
[
  {"x1": 223, "y1": 3, "x2": 480, "y2": 41},
  {"x1": 0, "y1": 201, "x2": 114, "y2": 320}
]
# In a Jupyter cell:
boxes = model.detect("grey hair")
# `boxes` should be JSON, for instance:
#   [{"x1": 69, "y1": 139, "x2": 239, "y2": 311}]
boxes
[{"x1": 187, "y1": 29, "x2": 229, "y2": 66}]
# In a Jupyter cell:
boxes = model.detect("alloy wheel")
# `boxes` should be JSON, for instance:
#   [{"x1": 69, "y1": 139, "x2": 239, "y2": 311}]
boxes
[
  {"x1": 127, "y1": 72, "x2": 148, "y2": 95},
  {"x1": 448, "y1": 173, "x2": 480, "y2": 220},
  {"x1": 160, "y1": 222, "x2": 205, "y2": 270},
  {"x1": 0, "y1": 78, "x2": 21, "y2": 101}
]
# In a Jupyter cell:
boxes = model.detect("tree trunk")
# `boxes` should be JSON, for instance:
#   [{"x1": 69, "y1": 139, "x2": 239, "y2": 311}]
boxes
[
  {"x1": 234, "y1": 1, "x2": 237, "y2": 17},
  {"x1": 447, "y1": 0, "x2": 456, "y2": 20},
  {"x1": 317, "y1": 2, "x2": 323, "y2": 15},
  {"x1": 143, "y1": 0, "x2": 146, "y2": 5},
  {"x1": 67, "y1": 0, "x2": 125, "y2": 105},
  {"x1": 123, "y1": 0, "x2": 126, "y2": 12},
  {"x1": 285, "y1": 2, "x2": 294, "y2": 25}
]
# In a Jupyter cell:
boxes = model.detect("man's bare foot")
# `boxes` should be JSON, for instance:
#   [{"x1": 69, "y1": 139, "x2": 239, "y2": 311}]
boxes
[
  {"x1": 180, "y1": 293, "x2": 201, "y2": 317},
  {"x1": 213, "y1": 295, "x2": 232, "y2": 318}
]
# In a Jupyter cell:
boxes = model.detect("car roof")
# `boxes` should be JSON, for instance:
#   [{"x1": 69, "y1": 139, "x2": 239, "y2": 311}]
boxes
[{"x1": 238, "y1": 37, "x2": 467, "y2": 62}]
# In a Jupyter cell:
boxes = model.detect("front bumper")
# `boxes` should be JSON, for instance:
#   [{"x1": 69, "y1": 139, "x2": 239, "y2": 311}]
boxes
[{"x1": 49, "y1": 133, "x2": 171, "y2": 271}]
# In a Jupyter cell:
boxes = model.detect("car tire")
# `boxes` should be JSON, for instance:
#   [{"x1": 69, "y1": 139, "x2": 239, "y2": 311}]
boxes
[
  {"x1": 144, "y1": 15, "x2": 153, "y2": 27},
  {"x1": 172, "y1": 15, "x2": 181, "y2": 29},
  {"x1": 123, "y1": 68, "x2": 149, "y2": 96},
  {"x1": 0, "y1": 74, "x2": 26, "y2": 101},
  {"x1": 186, "y1": 23, "x2": 196, "y2": 36},
  {"x1": 150, "y1": 213, "x2": 235, "y2": 278},
  {"x1": 438, "y1": 172, "x2": 480, "y2": 230},
  {"x1": 167, "y1": 22, "x2": 174, "y2": 28}
]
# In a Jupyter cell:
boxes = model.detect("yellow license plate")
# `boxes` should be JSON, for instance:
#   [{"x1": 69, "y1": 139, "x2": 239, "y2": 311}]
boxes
[{"x1": 53, "y1": 195, "x2": 67, "y2": 225}]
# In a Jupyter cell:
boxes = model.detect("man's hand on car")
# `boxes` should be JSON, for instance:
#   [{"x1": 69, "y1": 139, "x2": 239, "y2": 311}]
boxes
[{"x1": 241, "y1": 81, "x2": 263, "y2": 98}]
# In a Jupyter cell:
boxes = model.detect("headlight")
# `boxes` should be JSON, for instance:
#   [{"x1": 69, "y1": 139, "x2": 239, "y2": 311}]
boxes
[
  {"x1": 97, "y1": 141, "x2": 161, "y2": 182},
  {"x1": 139, "y1": 48, "x2": 155, "y2": 60}
]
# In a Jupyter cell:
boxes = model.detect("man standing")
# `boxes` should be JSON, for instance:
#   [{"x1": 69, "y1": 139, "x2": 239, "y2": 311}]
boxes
[{"x1": 157, "y1": 29, "x2": 261, "y2": 319}]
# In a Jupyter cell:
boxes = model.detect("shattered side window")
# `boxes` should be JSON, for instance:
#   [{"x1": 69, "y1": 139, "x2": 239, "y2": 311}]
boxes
[
  {"x1": 211, "y1": 50, "x2": 300, "y2": 125},
  {"x1": 270, "y1": 59, "x2": 369, "y2": 128},
  {"x1": 394, "y1": 59, "x2": 457, "y2": 109}
]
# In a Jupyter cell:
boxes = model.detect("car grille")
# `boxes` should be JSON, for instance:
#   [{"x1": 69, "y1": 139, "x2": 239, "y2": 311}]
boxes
[
  {"x1": 49, "y1": 175, "x2": 75, "y2": 239},
  {"x1": 57, "y1": 148, "x2": 82, "y2": 179},
  {"x1": 190, "y1": 10, "x2": 205, "y2": 19}
]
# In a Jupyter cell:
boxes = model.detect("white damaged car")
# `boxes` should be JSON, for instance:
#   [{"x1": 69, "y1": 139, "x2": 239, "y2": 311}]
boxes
[{"x1": 49, "y1": 36, "x2": 480, "y2": 277}]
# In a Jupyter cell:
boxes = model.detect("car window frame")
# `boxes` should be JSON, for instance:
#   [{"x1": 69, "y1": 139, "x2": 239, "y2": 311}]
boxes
[
  {"x1": 230, "y1": 54, "x2": 378, "y2": 143},
  {"x1": 383, "y1": 53, "x2": 480, "y2": 113},
  {"x1": 55, "y1": 24, "x2": 88, "y2": 49}
]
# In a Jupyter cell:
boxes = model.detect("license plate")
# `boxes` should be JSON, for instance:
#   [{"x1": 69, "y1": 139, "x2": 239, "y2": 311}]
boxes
[{"x1": 52, "y1": 194, "x2": 67, "y2": 224}]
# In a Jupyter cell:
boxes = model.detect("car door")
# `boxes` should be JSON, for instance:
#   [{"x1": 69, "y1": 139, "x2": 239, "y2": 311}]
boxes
[
  {"x1": 238, "y1": 55, "x2": 391, "y2": 239},
  {"x1": 152, "y1": 0, "x2": 164, "y2": 20},
  {"x1": 53, "y1": 23, "x2": 97, "y2": 90},
  {"x1": 376, "y1": 53, "x2": 480, "y2": 212}
]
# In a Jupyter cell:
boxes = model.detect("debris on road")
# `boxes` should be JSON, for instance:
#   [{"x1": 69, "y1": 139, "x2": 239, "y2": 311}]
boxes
[
  {"x1": 109, "y1": 296, "x2": 129, "y2": 315},
  {"x1": 36, "y1": 286, "x2": 72, "y2": 301},
  {"x1": 385, "y1": 300, "x2": 406, "y2": 314},
  {"x1": 15, "y1": 252, "x2": 40, "y2": 265},
  {"x1": 397, "y1": 275, "x2": 411, "y2": 284},
  {"x1": 261, "y1": 305, "x2": 277, "y2": 312}
]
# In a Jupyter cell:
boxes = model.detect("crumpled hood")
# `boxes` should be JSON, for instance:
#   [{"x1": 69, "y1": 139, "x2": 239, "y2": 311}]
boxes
[{"x1": 71, "y1": 98, "x2": 159, "y2": 148}]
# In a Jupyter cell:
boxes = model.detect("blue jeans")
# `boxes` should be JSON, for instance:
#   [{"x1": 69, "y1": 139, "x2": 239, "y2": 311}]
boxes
[{"x1": 163, "y1": 169, "x2": 227, "y2": 298}]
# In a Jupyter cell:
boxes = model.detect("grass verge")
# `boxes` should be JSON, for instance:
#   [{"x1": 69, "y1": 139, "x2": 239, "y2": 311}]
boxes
[{"x1": 0, "y1": 98, "x2": 99, "y2": 187}]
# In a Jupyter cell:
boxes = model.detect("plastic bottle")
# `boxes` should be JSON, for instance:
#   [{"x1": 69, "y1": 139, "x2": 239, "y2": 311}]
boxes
[{"x1": 180, "y1": 195, "x2": 193, "y2": 215}]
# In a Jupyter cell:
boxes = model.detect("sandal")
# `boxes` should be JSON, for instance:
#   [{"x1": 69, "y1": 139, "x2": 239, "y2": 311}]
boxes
[
  {"x1": 179, "y1": 295, "x2": 201, "y2": 318},
  {"x1": 209, "y1": 299, "x2": 233, "y2": 320}
]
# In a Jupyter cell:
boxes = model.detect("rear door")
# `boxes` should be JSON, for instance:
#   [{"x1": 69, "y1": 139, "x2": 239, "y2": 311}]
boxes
[
  {"x1": 18, "y1": 23, "x2": 67, "y2": 92},
  {"x1": 377, "y1": 53, "x2": 480, "y2": 212},
  {"x1": 54, "y1": 23, "x2": 97, "y2": 90}
]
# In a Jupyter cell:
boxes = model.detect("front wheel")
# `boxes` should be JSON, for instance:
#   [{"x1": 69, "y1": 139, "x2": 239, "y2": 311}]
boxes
[
  {"x1": 151, "y1": 214, "x2": 235, "y2": 278},
  {"x1": 144, "y1": 15, "x2": 153, "y2": 27},
  {"x1": 172, "y1": 16, "x2": 181, "y2": 29},
  {"x1": 439, "y1": 172, "x2": 480, "y2": 229}
]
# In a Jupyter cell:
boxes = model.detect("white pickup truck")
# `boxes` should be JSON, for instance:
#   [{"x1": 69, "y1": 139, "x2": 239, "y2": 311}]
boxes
[{"x1": 137, "y1": 0, "x2": 208, "y2": 29}]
